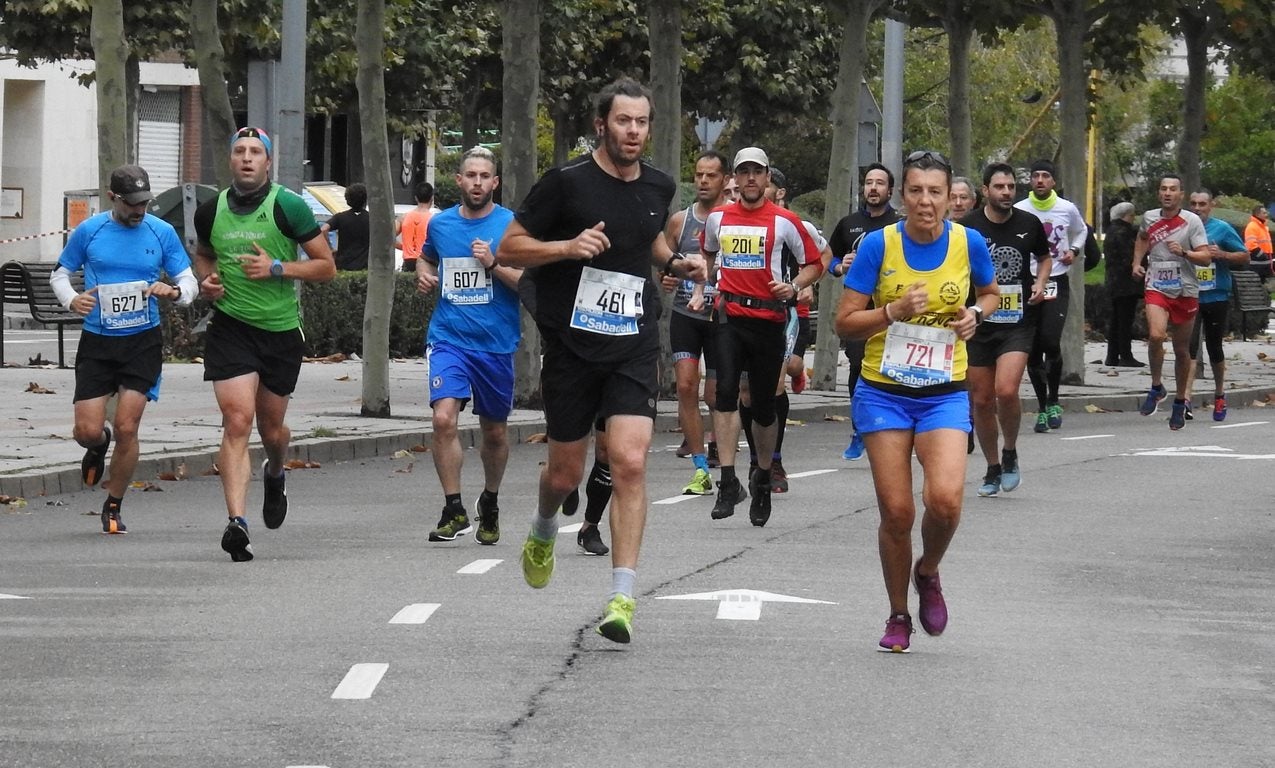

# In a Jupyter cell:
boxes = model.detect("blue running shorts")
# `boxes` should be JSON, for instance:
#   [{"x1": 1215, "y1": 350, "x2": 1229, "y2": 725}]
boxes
[
  {"x1": 426, "y1": 342, "x2": 515, "y2": 421},
  {"x1": 851, "y1": 379, "x2": 970, "y2": 435}
]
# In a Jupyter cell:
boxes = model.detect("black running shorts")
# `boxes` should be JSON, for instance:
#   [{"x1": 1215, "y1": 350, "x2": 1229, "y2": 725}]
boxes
[
  {"x1": 202, "y1": 309, "x2": 306, "y2": 397},
  {"x1": 540, "y1": 330, "x2": 658, "y2": 443},
  {"x1": 73, "y1": 327, "x2": 164, "y2": 402},
  {"x1": 670, "y1": 310, "x2": 717, "y2": 375},
  {"x1": 967, "y1": 322, "x2": 1035, "y2": 368}
]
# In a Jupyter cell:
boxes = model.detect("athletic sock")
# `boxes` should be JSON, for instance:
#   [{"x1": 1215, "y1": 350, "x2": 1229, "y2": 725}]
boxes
[
  {"x1": 721, "y1": 465, "x2": 737, "y2": 487},
  {"x1": 444, "y1": 493, "x2": 462, "y2": 509},
  {"x1": 479, "y1": 489, "x2": 498, "y2": 505},
  {"x1": 531, "y1": 511, "x2": 558, "y2": 541},
  {"x1": 610, "y1": 567, "x2": 636, "y2": 601},
  {"x1": 692, "y1": 453, "x2": 709, "y2": 472},
  {"x1": 774, "y1": 392, "x2": 790, "y2": 454}
]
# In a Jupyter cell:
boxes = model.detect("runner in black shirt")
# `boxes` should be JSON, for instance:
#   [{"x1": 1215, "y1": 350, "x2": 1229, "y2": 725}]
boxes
[
  {"x1": 959, "y1": 163, "x2": 1051, "y2": 497},
  {"x1": 500, "y1": 78, "x2": 706, "y2": 644},
  {"x1": 828, "y1": 163, "x2": 900, "y2": 460}
]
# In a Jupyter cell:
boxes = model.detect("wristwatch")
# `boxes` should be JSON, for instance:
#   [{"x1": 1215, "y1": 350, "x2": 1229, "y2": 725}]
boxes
[
  {"x1": 661, "y1": 252, "x2": 685, "y2": 277},
  {"x1": 972, "y1": 305, "x2": 984, "y2": 325},
  {"x1": 270, "y1": 259, "x2": 285, "y2": 277}
]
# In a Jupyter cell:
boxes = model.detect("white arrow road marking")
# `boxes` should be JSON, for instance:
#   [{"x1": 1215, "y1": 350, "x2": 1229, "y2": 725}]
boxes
[
  {"x1": 0, "y1": 593, "x2": 31, "y2": 600},
  {"x1": 1059, "y1": 434, "x2": 1114, "y2": 441},
  {"x1": 331, "y1": 663, "x2": 388, "y2": 700},
  {"x1": 785, "y1": 469, "x2": 838, "y2": 479},
  {"x1": 657, "y1": 589, "x2": 836, "y2": 621},
  {"x1": 388, "y1": 603, "x2": 440, "y2": 624},
  {"x1": 457, "y1": 559, "x2": 501, "y2": 574},
  {"x1": 559, "y1": 522, "x2": 583, "y2": 533},
  {"x1": 1212, "y1": 421, "x2": 1268, "y2": 429}
]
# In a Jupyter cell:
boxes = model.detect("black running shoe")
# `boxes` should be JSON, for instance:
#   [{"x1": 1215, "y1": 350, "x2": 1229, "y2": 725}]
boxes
[
  {"x1": 221, "y1": 516, "x2": 253, "y2": 562},
  {"x1": 710, "y1": 476, "x2": 747, "y2": 520},
  {"x1": 475, "y1": 494, "x2": 499, "y2": 545},
  {"x1": 748, "y1": 471, "x2": 772, "y2": 527},
  {"x1": 81, "y1": 426, "x2": 112, "y2": 487},
  {"x1": 577, "y1": 524, "x2": 609, "y2": 556},
  {"x1": 429, "y1": 504, "x2": 473, "y2": 542},
  {"x1": 770, "y1": 460, "x2": 789, "y2": 494},
  {"x1": 261, "y1": 460, "x2": 288, "y2": 529},
  {"x1": 100, "y1": 499, "x2": 126, "y2": 535},
  {"x1": 560, "y1": 487, "x2": 580, "y2": 516}
]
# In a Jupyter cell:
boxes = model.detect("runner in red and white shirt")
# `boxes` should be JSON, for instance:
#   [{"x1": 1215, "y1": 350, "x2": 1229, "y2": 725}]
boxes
[
  {"x1": 1132, "y1": 173, "x2": 1210, "y2": 429},
  {"x1": 698, "y1": 146, "x2": 821, "y2": 526}
]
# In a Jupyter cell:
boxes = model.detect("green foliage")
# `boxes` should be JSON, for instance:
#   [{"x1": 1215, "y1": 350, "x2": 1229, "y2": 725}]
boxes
[
  {"x1": 789, "y1": 189, "x2": 826, "y2": 225},
  {"x1": 299, "y1": 271, "x2": 433, "y2": 357},
  {"x1": 1201, "y1": 73, "x2": 1275, "y2": 201}
]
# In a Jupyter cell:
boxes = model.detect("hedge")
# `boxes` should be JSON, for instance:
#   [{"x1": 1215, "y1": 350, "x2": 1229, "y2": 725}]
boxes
[{"x1": 160, "y1": 271, "x2": 434, "y2": 360}]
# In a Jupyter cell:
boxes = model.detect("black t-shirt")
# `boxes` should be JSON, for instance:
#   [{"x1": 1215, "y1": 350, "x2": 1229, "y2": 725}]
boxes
[
  {"x1": 327, "y1": 208, "x2": 370, "y2": 271},
  {"x1": 829, "y1": 206, "x2": 901, "y2": 268},
  {"x1": 960, "y1": 206, "x2": 1050, "y2": 328},
  {"x1": 518, "y1": 154, "x2": 675, "y2": 362}
]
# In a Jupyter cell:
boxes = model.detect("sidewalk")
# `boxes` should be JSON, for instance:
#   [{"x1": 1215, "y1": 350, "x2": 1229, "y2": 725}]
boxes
[{"x1": 5, "y1": 338, "x2": 1275, "y2": 498}]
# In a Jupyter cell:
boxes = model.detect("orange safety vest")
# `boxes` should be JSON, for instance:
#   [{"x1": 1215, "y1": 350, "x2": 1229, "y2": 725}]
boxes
[{"x1": 1245, "y1": 216, "x2": 1272, "y2": 256}]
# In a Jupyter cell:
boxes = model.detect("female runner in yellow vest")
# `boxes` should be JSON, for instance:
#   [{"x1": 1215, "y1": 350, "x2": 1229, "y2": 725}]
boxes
[{"x1": 834, "y1": 150, "x2": 999, "y2": 653}]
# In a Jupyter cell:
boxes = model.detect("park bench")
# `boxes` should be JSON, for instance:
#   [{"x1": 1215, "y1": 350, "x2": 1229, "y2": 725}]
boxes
[
  {"x1": 1230, "y1": 269, "x2": 1271, "y2": 340},
  {"x1": 0, "y1": 260, "x2": 82, "y2": 368}
]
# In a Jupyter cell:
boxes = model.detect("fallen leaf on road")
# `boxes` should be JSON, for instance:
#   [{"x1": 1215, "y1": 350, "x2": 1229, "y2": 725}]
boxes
[
  {"x1": 284, "y1": 459, "x2": 321, "y2": 469},
  {"x1": 334, "y1": 375, "x2": 350, "y2": 381},
  {"x1": 157, "y1": 471, "x2": 186, "y2": 481},
  {"x1": 785, "y1": 418, "x2": 805, "y2": 426},
  {"x1": 410, "y1": 444, "x2": 429, "y2": 453},
  {"x1": 202, "y1": 464, "x2": 220, "y2": 476},
  {"x1": 393, "y1": 449, "x2": 414, "y2": 459},
  {"x1": 1252, "y1": 400, "x2": 1268, "y2": 407},
  {"x1": 394, "y1": 463, "x2": 415, "y2": 474},
  {"x1": 304, "y1": 353, "x2": 347, "y2": 363},
  {"x1": 1084, "y1": 404, "x2": 1111, "y2": 413},
  {"x1": 139, "y1": 483, "x2": 163, "y2": 492},
  {"x1": 45, "y1": 499, "x2": 65, "y2": 506},
  {"x1": 527, "y1": 433, "x2": 548, "y2": 443},
  {"x1": 824, "y1": 414, "x2": 850, "y2": 422},
  {"x1": 24, "y1": 382, "x2": 55, "y2": 394},
  {"x1": 2, "y1": 496, "x2": 28, "y2": 508}
]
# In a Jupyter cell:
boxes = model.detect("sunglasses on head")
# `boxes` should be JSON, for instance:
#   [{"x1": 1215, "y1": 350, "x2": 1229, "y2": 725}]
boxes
[{"x1": 904, "y1": 150, "x2": 951, "y2": 170}]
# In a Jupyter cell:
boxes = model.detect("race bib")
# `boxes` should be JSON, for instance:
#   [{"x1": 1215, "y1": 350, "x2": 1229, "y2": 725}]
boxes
[
  {"x1": 988, "y1": 284, "x2": 1024, "y2": 324},
  {"x1": 97, "y1": 281, "x2": 149, "y2": 330},
  {"x1": 441, "y1": 257, "x2": 491, "y2": 305},
  {"x1": 1043, "y1": 280, "x2": 1058, "y2": 300},
  {"x1": 1194, "y1": 264, "x2": 1216, "y2": 292},
  {"x1": 718, "y1": 225, "x2": 766, "y2": 270},
  {"x1": 1150, "y1": 260, "x2": 1181, "y2": 292},
  {"x1": 571, "y1": 266, "x2": 645, "y2": 336},
  {"x1": 880, "y1": 322, "x2": 956, "y2": 388}
]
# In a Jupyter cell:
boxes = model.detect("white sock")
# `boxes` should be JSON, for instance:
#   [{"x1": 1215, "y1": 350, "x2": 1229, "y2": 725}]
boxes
[{"x1": 610, "y1": 567, "x2": 636, "y2": 600}]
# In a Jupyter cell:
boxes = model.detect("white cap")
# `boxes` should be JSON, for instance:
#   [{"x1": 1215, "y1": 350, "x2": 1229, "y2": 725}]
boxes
[{"x1": 732, "y1": 147, "x2": 769, "y2": 171}]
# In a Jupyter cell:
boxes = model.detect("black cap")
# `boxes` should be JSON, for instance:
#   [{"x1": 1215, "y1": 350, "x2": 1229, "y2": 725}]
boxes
[{"x1": 109, "y1": 165, "x2": 153, "y2": 205}]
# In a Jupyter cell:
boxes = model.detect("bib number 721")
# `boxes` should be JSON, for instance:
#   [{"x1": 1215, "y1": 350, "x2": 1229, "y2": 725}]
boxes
[{"x1": 905, "y1": 341, "x2": 934, "y2": 368}]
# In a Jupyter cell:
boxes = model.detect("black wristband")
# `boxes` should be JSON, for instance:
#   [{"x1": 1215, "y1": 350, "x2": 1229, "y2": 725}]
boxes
[{"x1": 662, "y1": 252, "x2": 685, "y2": 277}]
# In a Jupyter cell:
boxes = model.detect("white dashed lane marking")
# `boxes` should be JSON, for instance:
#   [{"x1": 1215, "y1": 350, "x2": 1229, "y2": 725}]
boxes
[
  {"x1": 785, "y1": 469, "x2": 839, "y2": 479},
  {"x1": 331, "y1": 663, "x2": 388, "y2": 700},
  {"x1": 1059, "y1": 434, "x2": 1114, "y2": 440},
  {"x1": 1211, "y1": 421, "x2": 1268, "y2": 429},
  {"x1": 559, "y1": 522, "x2": 583, "y2": 533},
  {"x1": 653, "y1": 494, "x2": 701, "y2": 505},
  {"x1": 456, "y1": 559, "x2": 502, "y2": 574},
  {"x1": 388, "y1": 603, "x2": 440, "y2": 624},
  {"x1": 0, "y1": 593, "x2": 31, "y2": 599}
]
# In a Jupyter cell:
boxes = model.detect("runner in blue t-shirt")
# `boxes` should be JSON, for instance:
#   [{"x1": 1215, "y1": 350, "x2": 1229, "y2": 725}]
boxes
[
  {"x1": 49, "y1": 164, "x2": 196, "y2": 534},
  {"x1": 415, "y1": 146, "x2": 522, "y2": 545},
  {"x1": 1184, "y1": 190, "x2": 1251, "y2": 421}
]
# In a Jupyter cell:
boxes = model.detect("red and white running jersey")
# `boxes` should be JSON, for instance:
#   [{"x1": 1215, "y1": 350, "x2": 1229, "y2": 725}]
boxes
[{"x1": 701, "y1": 199, "x2": 820, "y2": 321}]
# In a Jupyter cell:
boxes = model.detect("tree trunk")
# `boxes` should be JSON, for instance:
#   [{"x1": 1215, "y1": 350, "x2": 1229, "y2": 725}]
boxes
[
  {"x1": 1177, "y1": 11, "x2": 1210, "y2": 195},
  {"x1": 1052, "y1": 0, "x2": 1089, "y2": 386},
  {"x1": 503, "y1": 0, "x2": 542, "y2": 408},
  {"x1": 650, "y1": 0, "x2": 683, "y2": 399},
  {"x1": 814, "y1": 0, "x2": 881, "y2": 392},
  {"x1": 356, "y1": 0, "x2": 393, "y2": 417},
  {"x1": 191, "y1": 0, "x2": 237, "y2": 188},
  {"x1": 90, "y1": 0, "x2": 128, "y2": 197},
  {"x1": 945, "y1": 5, "x2": 974, "y2": 177}
]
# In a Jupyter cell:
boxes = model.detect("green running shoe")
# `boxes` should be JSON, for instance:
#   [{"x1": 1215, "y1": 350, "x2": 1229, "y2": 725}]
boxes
[
  {"x1": 1033, "y1": 412, "x2": 1049, "y2": 433},
  {"x1": 428, "y1": 505, "x2": 473, "y2": 542},
  {"x1": 682, "y1": 468, "x2": 714, "y2": 495},
  {"x1": 1046, "y1": 403, "x2": 1063, "y2": 430},
  {"x1": 597, "y1": 594, "x2": 636, "y2": 644},
  {"x1": 521, "y1": 533, "x2": 555, "y2": 589},
  {"x1": 474, "y1": 496, "x2": 500, "y2": 545}
]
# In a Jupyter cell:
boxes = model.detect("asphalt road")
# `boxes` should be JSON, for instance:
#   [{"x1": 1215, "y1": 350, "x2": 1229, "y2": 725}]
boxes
[{"x1": 2, "y1": 413, "x2": 1273, "y2": 767}]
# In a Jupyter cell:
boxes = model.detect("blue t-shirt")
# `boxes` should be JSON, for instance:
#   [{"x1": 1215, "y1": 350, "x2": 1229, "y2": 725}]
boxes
[
  {"x1": 844, "y1": 220, "x2": 995, "y2": 297},
  {"x1": 423, "y1": 204, "x2": 520, "y2": 353},
  {"x1": 57, "y1": 211, "x2": 191, "y2": 336},
  {"x1": 1200, "y1": 216, "x2": 1246, "y2": 304}
]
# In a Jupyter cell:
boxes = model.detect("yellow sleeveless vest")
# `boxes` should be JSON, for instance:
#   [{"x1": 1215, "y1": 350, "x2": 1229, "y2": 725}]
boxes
[{"x1": 862, "y1": 222, "x2": 971, "y2": 388}]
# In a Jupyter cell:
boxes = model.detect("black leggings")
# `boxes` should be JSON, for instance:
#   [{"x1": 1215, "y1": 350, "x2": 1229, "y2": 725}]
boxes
[
  {"x1": 1028, "y1": 278, "x2": 1070, "y2": 408},
  {"x1": 1190, "y1": 300, "x2": 1228, "y2": 365},
  {"x1": 714, "y1": 313, "x2": 786, "y2": 427}
]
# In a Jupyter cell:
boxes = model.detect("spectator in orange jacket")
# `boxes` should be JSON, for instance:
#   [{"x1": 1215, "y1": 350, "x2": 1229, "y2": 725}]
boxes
[{"x1": 1244, "y1": 205, "x2": 1272, "y2": 278}]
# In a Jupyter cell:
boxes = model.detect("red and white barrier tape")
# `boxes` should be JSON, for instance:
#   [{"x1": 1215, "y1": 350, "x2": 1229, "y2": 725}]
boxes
[{"x1": 0, "y1": 230, "x2": 72, "y2": 245}]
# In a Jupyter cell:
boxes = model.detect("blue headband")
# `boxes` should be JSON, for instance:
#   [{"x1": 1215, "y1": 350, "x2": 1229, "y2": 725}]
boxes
[{"x1": 231, "y1": 127, "x2": 272, "y2": 157}]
